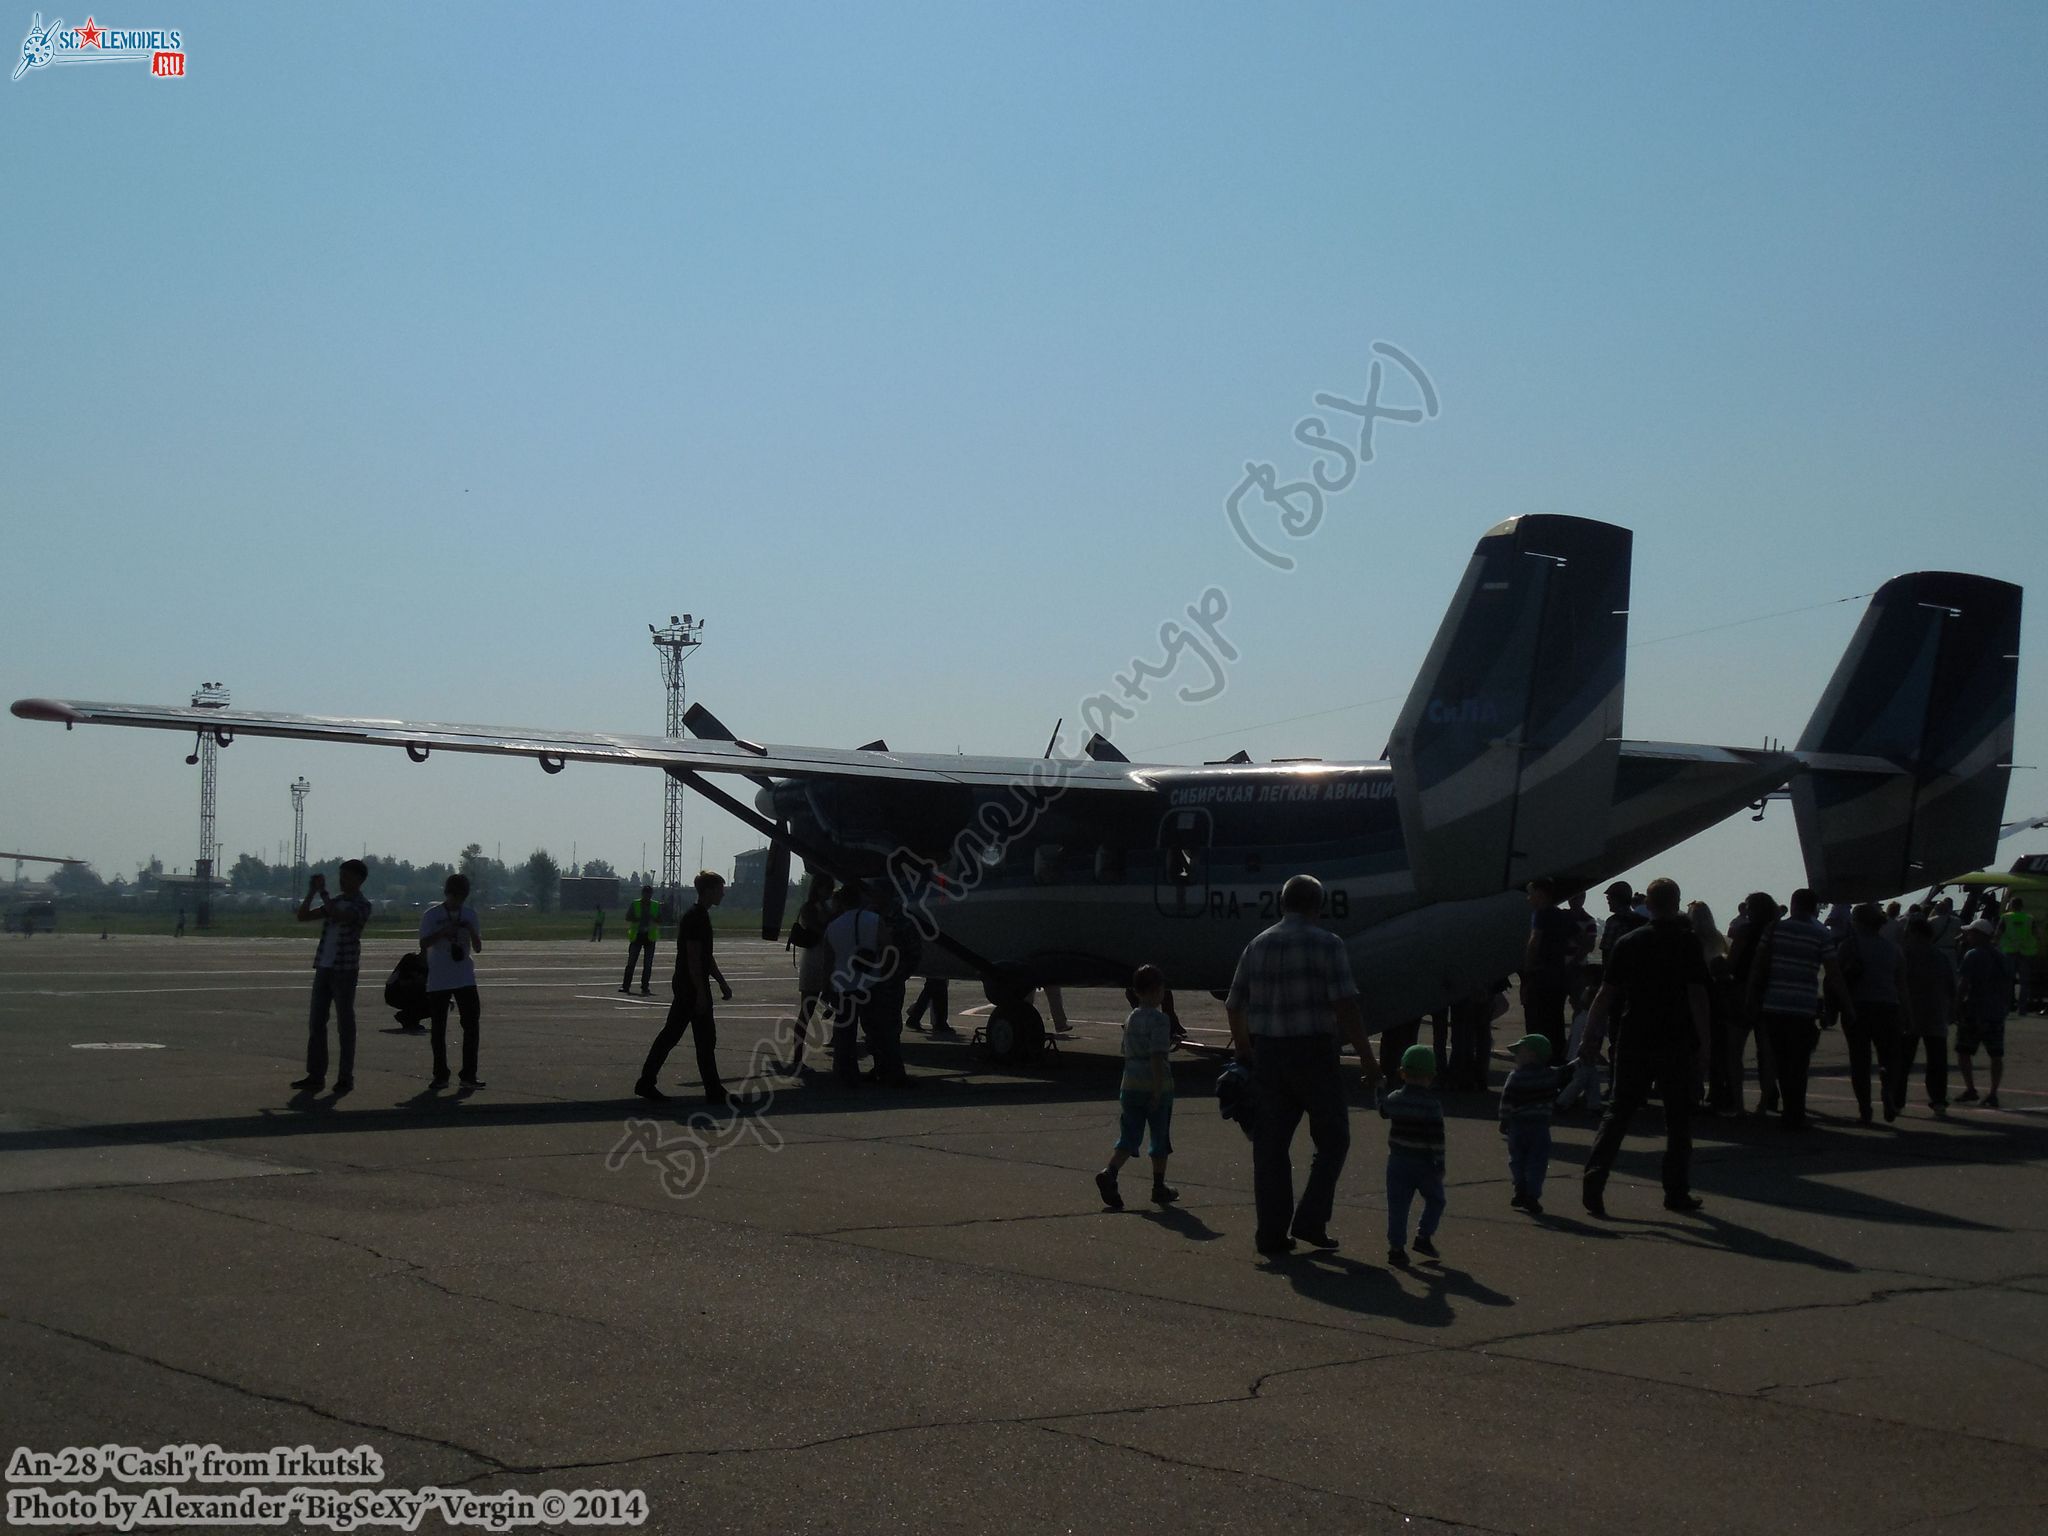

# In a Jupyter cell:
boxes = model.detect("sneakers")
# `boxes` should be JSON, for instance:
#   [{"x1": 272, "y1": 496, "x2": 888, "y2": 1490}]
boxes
[
  {"x1": 290, "y1": 1076, "x2": 323, "y2": 1092},
  {"x1": 1413, "y1": 1234, "x2": 1439, "y2": 1259},
  {"x1": 459, "y1": 1076, "x2": 485, "y2": 1089},
  {"x1": 1387, "y1": 1246, "x2": 1410, "y2": 1268},
  {"x1": 332, "y1": 1077, "x2": 353, "y2": 1096},
  {"x1": 1095, "y1": 1171, "x2": 1123, "y2": 1210},
  {"x1": 1290, "y1": 1226, "x2": 1339, "y2": 1250},
  {"x1": 616, "y1": 985, "x2": 632, "y2": 994},
  {"x1": 1152, "y1": 1184, "x2": 1180, "y2": 1206},
  {"x1": 1524, "y1": 1197, "x2": 1544, "y2": 1216},
  {"x1": 1510, "y1": 1186, "x2": 1530, "y2": 1211}
]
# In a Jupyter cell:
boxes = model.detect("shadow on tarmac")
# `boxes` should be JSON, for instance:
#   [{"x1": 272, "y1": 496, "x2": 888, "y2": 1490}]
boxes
[
  {"x1": 6, "y1": 1061, "x2": 2037, "y2": 1279},
  {"x1": 1265, "y1": 1250, "x2": 1516, "y2": 1329}
]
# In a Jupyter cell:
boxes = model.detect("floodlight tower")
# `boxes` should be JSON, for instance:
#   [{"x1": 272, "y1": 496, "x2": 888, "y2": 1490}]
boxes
[
  {"x1": 648, "y1": 614, "x2": 704, "y2": 910},
  {"x1": 290, "y1": 777, "x2": 311, "y2": 889},
  {"x1": 191, "y1": 681, "x2": 230, "y2": 928}
]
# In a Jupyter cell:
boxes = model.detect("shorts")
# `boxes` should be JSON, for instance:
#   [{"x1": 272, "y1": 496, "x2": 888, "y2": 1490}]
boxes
[
  {"x1": 1957, "y1": 1015, "x2": 2006, "y2": 1059},
  {"x1": 1115, "y1": 1089, "x2": 1174, "y2": 1157}
]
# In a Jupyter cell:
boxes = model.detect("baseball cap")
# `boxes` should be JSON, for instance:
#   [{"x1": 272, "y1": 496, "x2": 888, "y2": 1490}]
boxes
[
  {"x1": 1966, "y1": 918, "x2": 1998, "y2": 937},
  {"x1": 1510, "y1": 1033, "x2": 1552, "y2": 1062},
  {"x1": 1400, "y1": 1043, "x2": 1438, "y2": 1076}
]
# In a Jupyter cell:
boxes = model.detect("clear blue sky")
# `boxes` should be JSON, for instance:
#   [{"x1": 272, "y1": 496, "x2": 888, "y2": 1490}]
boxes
[{"x1": 5, "y1": 2, "x2": 2044, "y2": 918}]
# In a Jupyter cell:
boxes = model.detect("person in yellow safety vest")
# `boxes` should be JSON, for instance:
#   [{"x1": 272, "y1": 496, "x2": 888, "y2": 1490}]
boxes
[
  {"x1": 1999, "y1": 896, "x2": 2038, "y2": 1015},
  {"x1": 619, "y1": 884, "x2": 663, "y2": 996}
]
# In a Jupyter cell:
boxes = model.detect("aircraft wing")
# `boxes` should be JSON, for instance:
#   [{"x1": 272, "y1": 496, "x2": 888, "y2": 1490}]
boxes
[
  {"x1": 1940, "y1": 869, "x2": 2048, "y2": 893},
  {"x1": 8, "y1": 697, "x2": 1156, "y2": 793}
]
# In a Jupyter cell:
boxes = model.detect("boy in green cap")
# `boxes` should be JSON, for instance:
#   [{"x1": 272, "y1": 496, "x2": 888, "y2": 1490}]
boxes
[
  {"x1": 1378, "y1": 1042, "x2": 1446, "y2": 1266},
  {"x1": 1499, "y1": 1033, "x2": 1576, "y2": 1214}
]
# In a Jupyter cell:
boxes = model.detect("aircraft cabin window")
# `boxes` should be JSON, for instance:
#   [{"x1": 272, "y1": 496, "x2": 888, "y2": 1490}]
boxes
[{"x1": 1094, "y1": 846, "x2": 1127, "y2": 883}]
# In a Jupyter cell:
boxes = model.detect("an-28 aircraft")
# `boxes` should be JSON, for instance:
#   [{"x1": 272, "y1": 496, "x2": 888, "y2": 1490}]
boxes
[{"x1": 13, "y1": 516, "x2": 2022, "y2": 1061}]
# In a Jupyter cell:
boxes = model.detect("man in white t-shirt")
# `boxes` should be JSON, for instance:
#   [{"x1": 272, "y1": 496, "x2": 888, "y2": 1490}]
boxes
[
  {"x1": 826, "y1": 882, "x2": 911, "y2": 1088},
  {"x1": 419, "y1": 873, "x2": 485, "y2": 1089}
]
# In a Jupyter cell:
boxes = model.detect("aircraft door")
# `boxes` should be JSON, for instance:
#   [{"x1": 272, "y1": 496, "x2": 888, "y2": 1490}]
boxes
[{"x1": 1154, "y1": 808, "x2": 1212, "y2": 919}]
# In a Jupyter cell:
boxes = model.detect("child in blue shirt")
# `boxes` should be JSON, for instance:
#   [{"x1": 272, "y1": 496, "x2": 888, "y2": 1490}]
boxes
[
  {"x1": 1378, "y1": 1043, "x2": 1446, "y2": 1266},
  {"x1": 1498, "y1": 1032, "x2": 1575, "y2": 1214},
  {"x1": 1095, "y1": 964, "x2": 1177, "y2": 1210}
]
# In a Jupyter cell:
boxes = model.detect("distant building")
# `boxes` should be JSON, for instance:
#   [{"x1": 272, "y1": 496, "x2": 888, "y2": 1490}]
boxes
[
  {"x1": 728, "y1": 848, "x2": 772, "y2": 908},
  {"x1": 559, "y1": 875, "x2": 620, "y2": 912}
]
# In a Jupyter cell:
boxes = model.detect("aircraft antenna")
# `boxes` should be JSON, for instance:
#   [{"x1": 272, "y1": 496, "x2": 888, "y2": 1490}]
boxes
[
  {"x1": 191, "y1": 682, "x2": 229, "y2": 929},
  {"x1": 290, "y1": 777, "x2": 312, "y2": 890},
  {"x1": 649, "y1": 613, "x2": 705, "y2": 913}
]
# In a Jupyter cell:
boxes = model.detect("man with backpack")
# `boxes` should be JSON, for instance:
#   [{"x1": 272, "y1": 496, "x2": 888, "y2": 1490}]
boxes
[{"x1": 826, "y1": 881, "x2": 916, "y2": 1088}]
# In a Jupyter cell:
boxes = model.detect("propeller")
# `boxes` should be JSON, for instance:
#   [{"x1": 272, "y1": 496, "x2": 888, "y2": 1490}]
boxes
[
  {"x1": 761, "y1": 828, "x2": 792, "y2": 941},
  {"x1": 684, "y1": 702, "x2": 777, "y2": 789}
]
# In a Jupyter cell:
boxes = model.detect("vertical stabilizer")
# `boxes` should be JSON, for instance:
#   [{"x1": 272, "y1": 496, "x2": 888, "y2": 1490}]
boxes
[
  {"x1": 1793, "y1": 573, "x2": 2021, "y2": 900},
  {"x1": 1389, "y1": 515, "x2": 1631, "y2": 899}
]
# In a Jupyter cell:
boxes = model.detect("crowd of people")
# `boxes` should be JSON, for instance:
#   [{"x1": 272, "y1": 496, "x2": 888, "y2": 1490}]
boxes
[
  {"x1": 280, "y1": 855, "x2": 2036, "y2": 1263},
  {"x1": 1090, "y1": 871, "x2": 2037, "y2": 1259}
]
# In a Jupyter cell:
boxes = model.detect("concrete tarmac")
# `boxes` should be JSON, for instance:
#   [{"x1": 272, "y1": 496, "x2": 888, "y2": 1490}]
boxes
[{"x1": 3, "y1": 934, "x2": 2045, "y2": 1535}]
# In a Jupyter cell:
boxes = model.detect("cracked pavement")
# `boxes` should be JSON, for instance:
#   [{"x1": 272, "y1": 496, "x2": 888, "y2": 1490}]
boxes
[{"x1": 3, "y1": 936, "x2": 2046, "y2": 1534}]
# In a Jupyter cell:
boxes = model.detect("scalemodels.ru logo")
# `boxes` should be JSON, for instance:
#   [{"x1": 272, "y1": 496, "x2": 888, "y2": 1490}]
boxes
[{"x1": 13, "y1": 12, "x2": 185, "y2": 81}]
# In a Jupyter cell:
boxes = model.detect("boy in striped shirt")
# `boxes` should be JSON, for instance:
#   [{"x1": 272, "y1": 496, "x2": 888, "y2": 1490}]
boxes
[
  {"x1": 1499, "y1": 1033, "x2": 1575, "y2": 1214},
  {"x1": 1378, "y1": 1043, "x2": 1446, "y2": 1266}
]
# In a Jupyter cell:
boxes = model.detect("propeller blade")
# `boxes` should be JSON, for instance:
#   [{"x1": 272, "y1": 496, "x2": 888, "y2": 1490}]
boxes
[
  {"x1": 683, "y1": 703, "x2": 736, "y2": 740},
  {"x1": 1083, "y1": 733, "x2": 1129, "y2": 763},
  {"x1": 761, "y1": 831, "x2": 792, "y2": 940},
  {"x1": 684, "y1": 703, "x2": 777, "y2": 788}
]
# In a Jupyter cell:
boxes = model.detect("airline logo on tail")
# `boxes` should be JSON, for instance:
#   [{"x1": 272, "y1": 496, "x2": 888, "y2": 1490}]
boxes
[{"x1": 1425, "y1": 697, "x2": 1502, "y2": 727}]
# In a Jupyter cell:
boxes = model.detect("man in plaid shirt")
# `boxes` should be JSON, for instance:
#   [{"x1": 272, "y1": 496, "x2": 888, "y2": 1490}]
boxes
[
  {"x1": 1227, "y1": 874, "x2": 1378, "y2": 1256},
  {"x1": 292, "y1": 859, "x2": 372, "y2": 1096}
]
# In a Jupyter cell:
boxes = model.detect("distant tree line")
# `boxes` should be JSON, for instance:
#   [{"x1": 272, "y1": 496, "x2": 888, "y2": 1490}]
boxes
[{"x1": 40, "y1": 847, "x2": 640, "y2": 913}]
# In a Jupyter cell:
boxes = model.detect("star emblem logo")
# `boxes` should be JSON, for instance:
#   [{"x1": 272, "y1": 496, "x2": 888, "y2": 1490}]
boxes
[{"x1": 76, "y1": 15, "x2": 101, "y2": 47}]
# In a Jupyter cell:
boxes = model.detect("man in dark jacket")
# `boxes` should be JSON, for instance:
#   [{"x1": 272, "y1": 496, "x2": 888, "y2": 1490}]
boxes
[{"x1": 1581, "y1": 877, "x2": 1712, "y2": 1217}]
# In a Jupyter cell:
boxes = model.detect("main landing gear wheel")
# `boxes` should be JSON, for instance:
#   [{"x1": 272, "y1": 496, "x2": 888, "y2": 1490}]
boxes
[{"x1": 982, "y1": 1004, "x2": 1046, "y2": 1065}]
